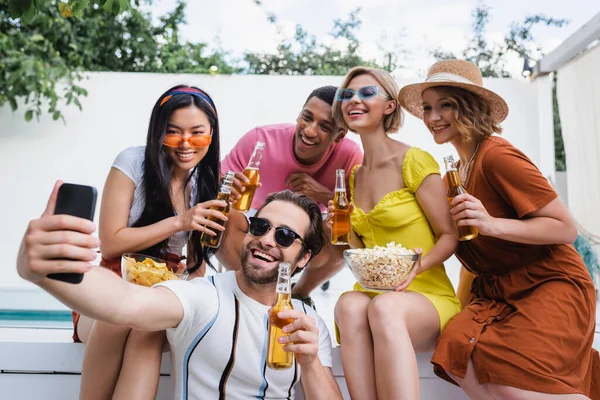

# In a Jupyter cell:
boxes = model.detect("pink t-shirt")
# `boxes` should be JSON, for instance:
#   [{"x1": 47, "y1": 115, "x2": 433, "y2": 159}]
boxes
[{"x1": 221, "y1": 123, "x2": 363, "y2": 212}]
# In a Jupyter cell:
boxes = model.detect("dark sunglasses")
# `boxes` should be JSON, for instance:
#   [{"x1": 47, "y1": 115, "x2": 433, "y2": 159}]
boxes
[
  {"x1": 336, "y1": 86, "x2": 388, "y2": 102},
  {"x1": 248, "y1": 217, "x2": 306, "y2": 248}
]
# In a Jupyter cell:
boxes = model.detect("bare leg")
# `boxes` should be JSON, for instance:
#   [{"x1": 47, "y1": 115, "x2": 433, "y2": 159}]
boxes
[
  {"x1": 292, "y1": 235, "x2": 346, "y2": 298},
  {"x1": 112, "y1": 330, "x2": 166, "y2": 400},
  {"x1": 334, "y1": 291, "x2": 377, "y2": 400},
  {"x1": 78, "y1": 318, "x2": 131, "y2": 400},
  {"x1": 367, "y1": 291, "x2": 440, "y2": 400},
  {"x1": 76, "y1": 315, "x2": 94, "y2": 344},
  {"x1": 445, "y1": 359, "x2": 492, "y2": 400},
  {"x1": 447, "y1": 360, "x2": 590, "y2": 400}
]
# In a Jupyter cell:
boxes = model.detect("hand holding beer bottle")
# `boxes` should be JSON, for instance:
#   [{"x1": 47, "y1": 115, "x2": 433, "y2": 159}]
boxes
[
  {"x1": 200, "y1": 171, "x2": 235, "y2": 248},
  {"x1": 267, "y1": 262, "x2": 322, "y2": 369},
  {"x1": 267, "y1": 262, "x2": 294, "y2": 369},
  {"x1": 233, "y1": 141, "x2": 265, "y2": 212},
  {"x1": 326, "y1": 200, "x2": 361, "y2": 248},
  {"x1": 330, "y1": 169, "x2": 351, "y2": 245},
  {"x1": 444, "y1": 155, "x2": 478, "y2": 241}
]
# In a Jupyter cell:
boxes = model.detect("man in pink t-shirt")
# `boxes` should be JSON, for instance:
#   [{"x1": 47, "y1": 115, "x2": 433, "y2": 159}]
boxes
[{"x1": 217, "y1": 86, "x2": 363, "y2": 299}]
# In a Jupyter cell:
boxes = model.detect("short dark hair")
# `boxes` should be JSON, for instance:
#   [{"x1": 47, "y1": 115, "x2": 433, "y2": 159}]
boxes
[
  {"x1": 255, "y1": 190, "x2": 325, "y2": 259},
  {"x1": 304, "y1": 85, "x2": 337, "y2": 107}
]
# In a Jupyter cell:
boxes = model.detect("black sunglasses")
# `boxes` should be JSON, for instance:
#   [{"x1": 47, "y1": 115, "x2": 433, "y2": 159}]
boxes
[{"x1": 248, "y1": 217, "x2": 306, "y2": 248}]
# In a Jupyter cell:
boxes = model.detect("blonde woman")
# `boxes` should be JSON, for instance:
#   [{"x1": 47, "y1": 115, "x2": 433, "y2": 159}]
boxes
[
  {"x1": 330, "y1": 67, "x2": 461, "y2": 400},
  {"x1": 398, "y1": 59, "x2": 600, "y2": 399}
]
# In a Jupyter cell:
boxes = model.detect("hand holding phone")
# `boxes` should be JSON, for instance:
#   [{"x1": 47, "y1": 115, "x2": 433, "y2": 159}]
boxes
[{"x1": 47, "y1": 183, "x2": 98, "y2": 284}]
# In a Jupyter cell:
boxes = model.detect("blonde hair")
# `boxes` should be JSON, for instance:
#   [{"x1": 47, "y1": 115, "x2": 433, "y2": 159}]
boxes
[
  {"x1": 332, "y1": 67, "x2": 403, "y2": 133},
  {"x1": 433, "y1": 86, "x2": 503, "y2": 142}
]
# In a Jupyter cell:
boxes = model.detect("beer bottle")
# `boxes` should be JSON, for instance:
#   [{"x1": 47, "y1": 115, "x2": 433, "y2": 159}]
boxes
[
  {"x1": 233, "y1": 141, "x2": 265, "y2": 212},
  {"x1": 200, "y1": 171, "x2": 235, "y2": 248},
  {"x1": 331, "y1": 169, "x2": 351, "y2": 245},
  {"x1": 444, "y1": 155, "x2": 478, "y2": 241},
  {"x1": 267, "y1": 262, "x2": 295, "y2": 370}
]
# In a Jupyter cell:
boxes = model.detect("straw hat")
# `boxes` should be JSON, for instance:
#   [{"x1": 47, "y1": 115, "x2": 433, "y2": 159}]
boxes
[{"x1": 397, "y1": 60, "x2": 509, "y2": 123}]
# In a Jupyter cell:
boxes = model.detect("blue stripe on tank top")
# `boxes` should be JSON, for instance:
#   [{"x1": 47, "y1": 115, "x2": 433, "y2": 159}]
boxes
[
  {"x1": 181, "y1": 275, "x2": 219, "y2": 399},
  {"x1": 256, "y1": 313, "x2": 270, "y2": 399}
]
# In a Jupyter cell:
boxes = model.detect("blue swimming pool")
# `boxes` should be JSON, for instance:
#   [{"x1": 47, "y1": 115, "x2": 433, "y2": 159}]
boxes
[{"x1": 0, "y1": 310, "x2": 72, "y2": 329}]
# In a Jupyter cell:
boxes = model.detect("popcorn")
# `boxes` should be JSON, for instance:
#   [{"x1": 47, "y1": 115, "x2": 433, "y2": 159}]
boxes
[{"x1": 345, "y1": 242, "x2": 417, "y2": 290}]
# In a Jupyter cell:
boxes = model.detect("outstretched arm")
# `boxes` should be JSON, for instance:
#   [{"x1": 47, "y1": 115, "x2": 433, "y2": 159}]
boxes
[{"x1": 17, "y1": 181, "x2": 184, "y2": 331}]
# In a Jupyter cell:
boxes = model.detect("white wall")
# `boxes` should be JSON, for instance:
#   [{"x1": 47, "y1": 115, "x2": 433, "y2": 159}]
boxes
[{"x1": 0, "y1": 72, "x2": 553, "y2": 298}]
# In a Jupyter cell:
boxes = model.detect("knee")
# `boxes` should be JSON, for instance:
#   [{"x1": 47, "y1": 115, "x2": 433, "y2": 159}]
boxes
[
  {"x1": 367, "y1": 293, "x2": 409, "y2": 332},
  {"x1": 335, "y1": 292, "x2": 369, "y2": 325}
]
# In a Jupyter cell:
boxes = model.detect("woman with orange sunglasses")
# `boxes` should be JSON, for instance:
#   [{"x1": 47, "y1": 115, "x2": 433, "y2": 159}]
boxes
[{"x1": 73, "y1": 85, "x2": 227, "y2": 399}]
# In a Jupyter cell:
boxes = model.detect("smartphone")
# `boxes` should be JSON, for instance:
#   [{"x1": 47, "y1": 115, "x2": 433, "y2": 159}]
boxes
[{"x1": 47, "y1": 183, "x2": 98, "y2": 284}]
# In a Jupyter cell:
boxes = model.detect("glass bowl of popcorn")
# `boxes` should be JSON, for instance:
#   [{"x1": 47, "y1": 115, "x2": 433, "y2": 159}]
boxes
[{"x1": 343, "y1": 243, "x2": 419, "y2": 291}]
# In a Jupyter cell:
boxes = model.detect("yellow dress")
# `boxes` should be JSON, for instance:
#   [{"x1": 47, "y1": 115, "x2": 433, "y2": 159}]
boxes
[{"x1": 348, "y1": 147, "x2": 460, "y2": 332}]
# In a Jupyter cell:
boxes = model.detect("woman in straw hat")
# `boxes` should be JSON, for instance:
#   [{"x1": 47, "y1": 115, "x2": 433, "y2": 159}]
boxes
[
  {"x1": 398, "y1": 59, "x2": 599, "y2": 399},
  {"x1": 329, "y1": 67, "x2": 461, "y2": 399}
]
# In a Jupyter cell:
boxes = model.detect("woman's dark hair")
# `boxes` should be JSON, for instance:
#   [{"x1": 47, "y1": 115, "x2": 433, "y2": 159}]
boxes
[{"x1": 132, "y1": 85, "x2": 220, "y2": 272}]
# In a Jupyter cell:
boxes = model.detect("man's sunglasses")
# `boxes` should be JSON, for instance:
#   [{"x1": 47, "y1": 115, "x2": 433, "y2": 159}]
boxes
[
  {"x1": 248, "y1": 217, "x2": 306, "y2": 248},
  {"x1": 336, "y1": 86, "x2": 389, "y2": 102},
  {"x1": 163, "y1": 134, "x2": 212, "y2": 148}
]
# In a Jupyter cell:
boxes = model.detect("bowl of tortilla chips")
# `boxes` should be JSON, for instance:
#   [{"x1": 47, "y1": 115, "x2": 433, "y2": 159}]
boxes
[{"x1": 121, "y1": 253, "x2": 181, "y2": 287}]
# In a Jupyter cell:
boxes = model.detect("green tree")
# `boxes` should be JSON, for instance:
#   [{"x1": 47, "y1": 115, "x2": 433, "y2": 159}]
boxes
[
  {"x1": 7, "y1": 0, "x2": 132, "y2": 23},
  {"x1": 1, "y1": 0, "x2": 238, "y2": 122},
  {"x1": 432, "y1": 2, "x2": 567, "y2": 78},
  {"x1": 552, "y1": 74, "x2": 566, "y2": 171},
  {"x1": 432, "y1": 1, "x2": 568, "y2": 170},
  {"x1": 243, "y1": 7, "x2": 385, "y2": 75}
]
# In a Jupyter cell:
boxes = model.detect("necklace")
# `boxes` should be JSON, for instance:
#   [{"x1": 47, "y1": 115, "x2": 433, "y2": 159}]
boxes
[{"x1": 460, "y1": 141, "x2": 480, "y2": 184}]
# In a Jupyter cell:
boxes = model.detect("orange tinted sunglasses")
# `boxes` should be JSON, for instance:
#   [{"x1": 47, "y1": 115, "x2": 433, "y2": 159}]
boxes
[{"x1": 162, "y1": 134, "x2": 212, "y2": 148}]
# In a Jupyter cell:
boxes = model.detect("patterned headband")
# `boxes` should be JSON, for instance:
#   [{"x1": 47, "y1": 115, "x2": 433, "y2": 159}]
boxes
[{"x1": 159, "y1": 87, "x2": 216, "y2": 114}]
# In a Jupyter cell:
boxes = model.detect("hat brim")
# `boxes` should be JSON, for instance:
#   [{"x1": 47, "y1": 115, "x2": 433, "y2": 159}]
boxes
[{"x1": 397, "y1": 81, "x2": 509, "y2": 123}]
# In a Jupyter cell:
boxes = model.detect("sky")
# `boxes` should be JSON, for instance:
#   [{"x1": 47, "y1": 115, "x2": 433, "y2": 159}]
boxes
[{"x1": 149, "y1": 0, "x2": 600, "y2": 78}]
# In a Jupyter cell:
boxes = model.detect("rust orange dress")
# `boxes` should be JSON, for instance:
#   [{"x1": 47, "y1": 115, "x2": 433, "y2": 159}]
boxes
[{"x1": 432, "y1": 136, "x2": 600, "y2": 398}]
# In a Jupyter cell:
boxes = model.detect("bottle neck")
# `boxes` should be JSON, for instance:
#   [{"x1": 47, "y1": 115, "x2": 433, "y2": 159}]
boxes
[
  {"x1": 446, "y1": 170, "x2": 463, "y2": 189},
  {"x1": 335, "y1": 172, "x2": 346, "y2": 192},
  {"x1": 220, "y1": 178, "x2": 234, "y2": 194},
  {"x1": 275, "y1": 263, "x2": 292, "y2": 294},
  {"x1": 443, "y1": 157, "x2": 456, "y2": 173},
  {"x1": 248, "y1": 146, "x2": 264, "y2": 169}
]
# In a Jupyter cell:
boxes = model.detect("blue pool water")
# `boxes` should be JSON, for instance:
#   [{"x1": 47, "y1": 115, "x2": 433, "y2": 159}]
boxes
[{"x1": 0, "y1": 310, "x2": 72, "y2": 329}]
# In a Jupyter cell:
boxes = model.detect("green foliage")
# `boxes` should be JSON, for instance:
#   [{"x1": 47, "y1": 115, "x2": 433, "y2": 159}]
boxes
[
  {"x1": 8, "y1": 0, "x2": 129, "y2": 23},
  {"x1": 1, "y1": 0, "x2": 238, "y2": 122},
  {"x1": 574, "y1": 234, "x2": 600, "y2": 282},
  {"x1": 552, "y1": 74, "x2": 566, "y2": 171},
  {"x1": 432, "y1": 1, "x2": 568, "y2": 171},
  {"x1": 432, "y1": 2, "x2": 567, "y2": 78},
  {"x1": 1, "y1": 0, "x2": 88, "y2": 122},
  {"x1": 244, "y1": 7, "x2": 384, "y2": 75}
]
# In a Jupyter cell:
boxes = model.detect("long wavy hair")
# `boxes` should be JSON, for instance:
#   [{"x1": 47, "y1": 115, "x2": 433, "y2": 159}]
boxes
[
  {"x1": 436, "y1": 86, "x2": 503, "y2": 142},
  {"x1": 132, "y1": 85, "x2": 220, "y2": 272}
]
